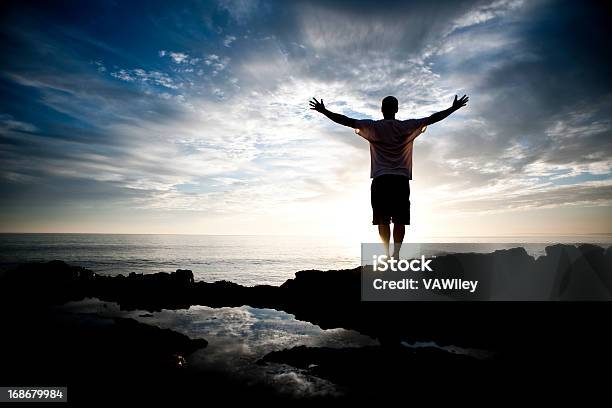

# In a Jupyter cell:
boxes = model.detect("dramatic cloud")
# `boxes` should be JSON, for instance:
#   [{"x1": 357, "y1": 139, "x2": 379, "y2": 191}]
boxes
[{"x1": 0, "y1": 0, "x2": 610, "y2": 236}]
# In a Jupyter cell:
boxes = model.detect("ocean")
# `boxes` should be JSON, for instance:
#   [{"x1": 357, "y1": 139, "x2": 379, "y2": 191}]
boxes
[{"x1": 1, "y1": 233, "x2": 611, "y2": 286}]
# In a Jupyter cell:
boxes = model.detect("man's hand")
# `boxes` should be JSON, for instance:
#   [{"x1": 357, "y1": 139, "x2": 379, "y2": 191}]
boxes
[
  {"x1": 309, "y1": 97, "x2": 326, "y2": 113},
  {"x1": 452, "y1": 94, "x2": 469, "y2": 111},
  {"x1": 423, "y1": 93, "x2": 469, "y2": 126},
  {"x1": 308, "y1": 97, "x2": 356, "y2": 128}
]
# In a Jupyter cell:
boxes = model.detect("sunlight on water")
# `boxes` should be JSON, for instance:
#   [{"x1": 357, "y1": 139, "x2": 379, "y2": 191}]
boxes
[{"x1": 1, "y1": 233, "x2": 610, "y2": 286}]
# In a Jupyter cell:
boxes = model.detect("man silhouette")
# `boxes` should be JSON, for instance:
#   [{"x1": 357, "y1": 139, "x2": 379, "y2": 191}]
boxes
[{"x1": 309, "y1": 94, "x2": 468, "y2": 259}]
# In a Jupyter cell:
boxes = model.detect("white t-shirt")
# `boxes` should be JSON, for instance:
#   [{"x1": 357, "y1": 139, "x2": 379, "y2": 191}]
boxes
[{"x1": 355, "y1": 118, "x2": 427, "y2": 179}]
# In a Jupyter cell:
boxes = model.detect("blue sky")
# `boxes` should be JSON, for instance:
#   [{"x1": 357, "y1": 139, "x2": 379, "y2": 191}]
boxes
[{"x1": 1, "y1": 0, "x2": 611, "y2": 237}]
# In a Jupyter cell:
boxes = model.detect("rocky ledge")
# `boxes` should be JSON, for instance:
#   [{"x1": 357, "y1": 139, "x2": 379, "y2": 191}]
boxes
[{"x1": 1, "y1": 243, "x2": 611, "y2": 402}]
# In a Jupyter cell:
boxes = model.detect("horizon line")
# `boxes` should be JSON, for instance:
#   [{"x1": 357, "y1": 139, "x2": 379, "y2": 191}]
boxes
[{"x1": 1, "y1": 232, "x2": 611, "y2": 237}]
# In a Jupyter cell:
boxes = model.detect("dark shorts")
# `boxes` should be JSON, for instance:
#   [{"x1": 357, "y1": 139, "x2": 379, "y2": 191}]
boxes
[{"x1": 371, "y1": 174, "x2": 411, "y2": 225}]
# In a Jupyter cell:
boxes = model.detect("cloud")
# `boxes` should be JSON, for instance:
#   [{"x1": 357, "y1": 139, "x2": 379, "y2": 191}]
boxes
[
  {"x1": 450, "y1": 0, "x2": 525, "y2": 32},
  {"x1": 217, "y1": 0, "x2": 262, "y2": 24},
  {"x1": 0, "y1": 114, "x2": 38, "y2": 133},
  {"x1": 110, "y1": 68, "x2": 179, "y2": 89},
  {"x1": 204, "y1": 54, "x2": 230, "y2": 75},
  {"x1": 223, "y1": 35, "x2": 237, "y2": 47},
  {"x1": 0, "y1": 0, "x2": 610, "y2": 235},
  {"x1": 159, "y1": 50, "x2": 200, "y2": 64}
]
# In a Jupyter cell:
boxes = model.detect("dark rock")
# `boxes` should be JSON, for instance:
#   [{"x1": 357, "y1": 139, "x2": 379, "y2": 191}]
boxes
[
  {"x1": 259, "y1": 344, "x2": 484, "y2": 391},
  {"x1": 0, "y1": 308, "x2": 271, "y2": 405},
  {"x1": 1, "y1": 246, "x2": 611, "y2": 402},
  {"x1": 1, "y1": 245, "x2": 611, "y2": 352}
]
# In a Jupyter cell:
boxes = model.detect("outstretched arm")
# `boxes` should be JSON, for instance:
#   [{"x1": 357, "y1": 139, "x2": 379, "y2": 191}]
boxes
[
  {"x1": 423, "y1": 94, "x2": 469, "y2": 126},
  {"x1": 309, "y1": 98, "x2": 357, "y2": 128}
]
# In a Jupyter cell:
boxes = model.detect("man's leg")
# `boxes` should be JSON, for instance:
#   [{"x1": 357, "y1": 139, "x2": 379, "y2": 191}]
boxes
[
  {"x1": 378, "y1": 224, "x2": 391, "y2": 258},
  {"x1": 392, "y1": 223, "x2": 405, "y2": 259}
]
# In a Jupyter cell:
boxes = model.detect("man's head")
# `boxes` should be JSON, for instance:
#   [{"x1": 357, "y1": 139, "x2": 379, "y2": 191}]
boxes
[{"x1": 381, "y1": 96, "x2": 398, "y2": 118}]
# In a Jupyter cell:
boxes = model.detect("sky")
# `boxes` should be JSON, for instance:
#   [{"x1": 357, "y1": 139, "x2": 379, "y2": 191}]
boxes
[{"x1": 0, "y1": 0, "x2": 611, "y2": 239}]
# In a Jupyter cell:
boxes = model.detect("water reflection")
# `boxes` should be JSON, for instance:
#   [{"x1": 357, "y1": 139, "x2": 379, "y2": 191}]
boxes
[{"x1": 60, "y1": 298, "x2": 378, "y2": 397}]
